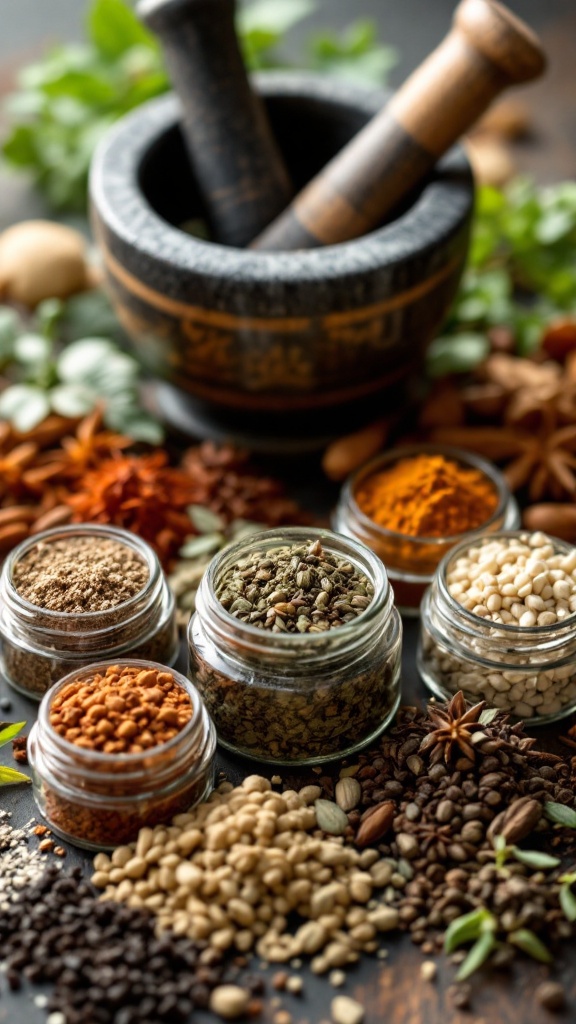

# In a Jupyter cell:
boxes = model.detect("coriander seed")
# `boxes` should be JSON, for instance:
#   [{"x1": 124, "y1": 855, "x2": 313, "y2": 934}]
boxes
[{"x1": 188, "y1": 528, "x2": 402, "y2": 764}]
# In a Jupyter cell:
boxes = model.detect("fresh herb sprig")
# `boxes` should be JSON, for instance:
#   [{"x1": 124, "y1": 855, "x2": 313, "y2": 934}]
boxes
[
  {"x1": 0, "y1": 721, "x2": 30, "y2": 786},
  {"x1": 0, "y1": 292, "x2": 163, "y2": 441},
  {"x1": 445, "y1": 906, "x2": 553, "y2": 981},
  {"x1": 492, "y1": 833, "x2": 561, "y2": 873},
  {"x1": 3, "y1": 0, "x2": 396, "y2": 213},
  {"x1": 428, "y1": 180, "x2": 576, "y2": 377}
]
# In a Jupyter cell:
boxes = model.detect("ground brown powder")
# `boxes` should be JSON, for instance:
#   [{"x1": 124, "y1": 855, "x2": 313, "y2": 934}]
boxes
[{"x1": 12, "y1": 537, "x2": 149, "y2": 613}]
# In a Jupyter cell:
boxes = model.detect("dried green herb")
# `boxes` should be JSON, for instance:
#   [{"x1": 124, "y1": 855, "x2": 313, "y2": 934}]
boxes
[{"x1": 0, "y1": 722, "x2": 30, "y2": 786}]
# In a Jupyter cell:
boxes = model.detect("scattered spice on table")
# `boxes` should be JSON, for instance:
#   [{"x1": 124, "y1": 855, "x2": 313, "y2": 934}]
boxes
[
  {"x1": 13, "y1": 535, "x2": 148, "y2": 612},
  {"x1": 215, "y1": 537, "x2": 373, "y2": 634},
  {"x1": 0, "y1": 864, "x2": 263, "y2": 1023},
  {"x1": 92, "y1": 774, "x2": 402, "y2": 970},
  {"x1": 354, "y1": 453, "x2": 498, "y2": 537},
  {"x1": 0, "y1": 810, "x2": 61, "y2": 910},
  {"x1": 49, "y1": 664, "x2": 192, "y2": 754}
]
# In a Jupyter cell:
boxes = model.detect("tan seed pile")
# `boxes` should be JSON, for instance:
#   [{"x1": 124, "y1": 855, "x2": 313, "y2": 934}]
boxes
[{"x1": 91, "y1": 775, "x2": 400, "y2": 972}]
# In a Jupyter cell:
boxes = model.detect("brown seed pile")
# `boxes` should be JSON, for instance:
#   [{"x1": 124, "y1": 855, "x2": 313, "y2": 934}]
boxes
[
  {"x1": 91, "y1": 775, "x2": 402, "y2": 972},
  {"x1": 333, "y1": 699, "x2": 575, "y2": 961},
  {"x1": 13, "y1": 535, "x2": 148, "y2": 613},
  {"x1": 216, "y1": 538, "x2": 373, "y2": 634},
  {"x1": 49, "y1": 664, "x2": 192, "y2": 754}
]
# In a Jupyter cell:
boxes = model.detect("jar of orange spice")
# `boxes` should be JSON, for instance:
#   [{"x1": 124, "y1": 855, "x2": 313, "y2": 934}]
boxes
[
  {"x1": 28, "y1": 660, "x2": 216, "y2": 850},
  {"x1": 334, "y1": 445, "x2": 519, "y2": 614}
]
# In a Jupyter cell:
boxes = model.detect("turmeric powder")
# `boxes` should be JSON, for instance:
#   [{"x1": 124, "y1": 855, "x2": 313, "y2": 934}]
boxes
[{"x1": 355, "y1": 453, "x2": 498, "y2": 538}]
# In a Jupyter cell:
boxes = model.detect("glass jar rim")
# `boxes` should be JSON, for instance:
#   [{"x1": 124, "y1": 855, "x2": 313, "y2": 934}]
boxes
[
  {"x1": 37, "y1": 658, "x2": 205, "y2": 765},
  {"x1": 200, "y1": 525, "x2": 391, "y2": 652},
  {"x1": 3, "y1": 523, "x2": 160, "y2": 622},
  {"x1": 436, "y1": 528, "x2": 576, "y2": 636},
  {"x1": 342, "y1": 444, "x2": 511, "y2": 546}
]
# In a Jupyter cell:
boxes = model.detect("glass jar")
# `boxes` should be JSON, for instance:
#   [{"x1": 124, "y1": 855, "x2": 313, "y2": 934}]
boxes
[
  {"x1": 28, "y1": 659, "x2": 216, "y2": 850},
  {"x1": 333, "y1": 445, "x2": 519, "y2": 616},
  {"x1": 418, "y1": 533, "x2": 576, "y2": 724},
  {"x1": 187, "y1": 527, "x2": 402, "y2": 765},
  {"x1": 0, "y1": 524, "x2": 178, "y2": 700}
]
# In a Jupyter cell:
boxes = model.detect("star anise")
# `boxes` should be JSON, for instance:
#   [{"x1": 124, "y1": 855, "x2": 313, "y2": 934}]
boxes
[{"x1": 419, "y1": 692, "x2": 488, "y2": 765}]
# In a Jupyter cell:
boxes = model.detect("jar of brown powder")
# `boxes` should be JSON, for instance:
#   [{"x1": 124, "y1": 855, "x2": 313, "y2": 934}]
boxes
[
  {"x1": 0, "y1": 525, "x2": 178, "y2": 699},
  {"x1": 28, "y1": 660, "x2": 216, "y2": 849}
]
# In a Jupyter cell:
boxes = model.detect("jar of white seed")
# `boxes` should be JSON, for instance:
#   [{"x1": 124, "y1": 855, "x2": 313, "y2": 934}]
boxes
[{"x1": 418, "y1": 531, "x2": 576, "y2": 723}]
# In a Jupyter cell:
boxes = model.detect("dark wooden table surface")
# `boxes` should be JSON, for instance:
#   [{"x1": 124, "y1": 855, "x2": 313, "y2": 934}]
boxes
[{"x1": 2, "y1": 618, "x2": 576, "y2": 1024}]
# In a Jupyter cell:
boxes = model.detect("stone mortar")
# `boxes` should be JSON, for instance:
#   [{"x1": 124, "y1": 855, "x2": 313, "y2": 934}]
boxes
[{"x1": 90, "y1": 71, "x2": 474, "y2": 451}]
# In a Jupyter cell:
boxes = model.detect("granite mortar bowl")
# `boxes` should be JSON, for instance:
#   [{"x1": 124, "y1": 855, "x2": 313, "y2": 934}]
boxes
[{"x1": 90, "y1": 71, "x2": 474, "y2": 449}]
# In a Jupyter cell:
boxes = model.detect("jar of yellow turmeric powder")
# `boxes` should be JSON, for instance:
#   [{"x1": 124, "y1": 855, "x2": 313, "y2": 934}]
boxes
[{"x1": 334, "y1": 445, "x2": 519, "y2": 614}]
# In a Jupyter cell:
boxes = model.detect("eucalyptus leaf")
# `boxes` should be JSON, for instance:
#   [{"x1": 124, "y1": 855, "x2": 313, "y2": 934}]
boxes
[
  {"x1": 0, "y1": 765, "x2": 31, "y2": 785},
  {"x1": 512, "y1": 848, "x2": 561, "y2": 870},
  {"x1": 545, "y1": 801, "x2": 576, "y2": 829},
  {"x1": 0, "y1": 384, "x2": 51, "y2": 433},
  {"x1": 508, "y1": 929, "x2": 553, "y2": 964},
  {"x1": 50, "y1": 383, "x2": 97, "y2": 418},
  {"x1": 188, "y1": 505, "x2": 226, "y2": 534},
  {"x1": 56, "y1": 337, "x2": 115, "y2": 381},
  {"x1": 14, "y1": 332, "x2": 53, "y2": 366},
  {"x1": 179, "y1": 534, "x2": 224, "y2": 559},
  {"x1": 560, "y1": 883, "x2": 576, "y2": 923},
  {"x1": 456, "y1": 931, "x2": 498, "y2": 981},
  {"x1": 0, "y1": 721, "x2": 26, "y2": 747},
  {"x1": 444, "y1": 907, "x2": 494, "y2": 953}
]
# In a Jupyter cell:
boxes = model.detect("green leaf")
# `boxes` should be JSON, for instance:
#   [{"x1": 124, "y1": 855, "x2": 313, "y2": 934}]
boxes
[
  {"x1": 545, "y1": 801, "x2": 576, "y2": 829},
  {"x1": 0, "y1": 307, "x2": 21, "y2": 360},
  {"x1": 104, "y1": 409, "x2": 164, "y2": 445},
  {"x1": 179, "y1": 534, "x2": 224, "y2": 559},
  {"x1": 560, "y1": 883, "x2": 576, "y2": 923},
  {"x1": 427, "y1": 333, "x2": 490, "y2": 377},
  {"x1": 479, "y1": 707, "x2": 499, "y2": 725},
  {"x1": 36, "y1": 298, "x2": 65, "y2": 340},
  {"x1": 444, "y1": 908, "x2": 494, "y2": 953},
  {"x1": 14, "y1": 333, "x2": 53, "y2": 366},
  {"x1": 512, "y1": 848, "x2": 561, "y2": 870},
  {"x1": 238, "y1": 0, "x2": 316, "y2": 36},
  {"x1": 456, "y1": 931, "x2": 498, "y2": 981},
  {"x1": 0, "y1": 385, "x2": 51, "y2": 433},
  {"x1": 187, "y1": 505, "x2": 226, "y2": 534},
  {"x1": 0, "y1": 721, "x2": 26, "y2": 747},
  {"x1": 49, "y1": 383, "x2": 96, "y2": 418},
  {"x1": 0, "y1": 766, "x2": 31, "y2": 786},
  {"x1": 88, "y1": 0, "x2": 157, "y2": 59},
  {"x1": 508, "y1": 929, "x2": 553, "y2": 964},
  {"x1": 56, "y1": 337, "x2": 115, "y2": 381}
]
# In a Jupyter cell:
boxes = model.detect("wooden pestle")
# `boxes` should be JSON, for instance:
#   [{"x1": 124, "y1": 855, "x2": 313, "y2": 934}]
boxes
[
  {"x1": 138, "y1": 0, "x2": 293, "y2": 248},
  {"x1": 252, "y1": 0, "x2": 546, "y2": 251}
]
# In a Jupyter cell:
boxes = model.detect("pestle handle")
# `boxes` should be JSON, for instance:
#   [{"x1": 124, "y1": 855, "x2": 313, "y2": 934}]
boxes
[
  {"x1": 252, "y1": 0, "x2": 546, "y2": 251},
  {"x1": 138, "y1": 0, "x2": 293, "y2": 248}
]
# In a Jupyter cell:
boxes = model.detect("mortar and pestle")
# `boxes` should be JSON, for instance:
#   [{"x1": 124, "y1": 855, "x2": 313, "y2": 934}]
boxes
[{"x1": 90, "y1": 0, "x2": 545, "y2": 450}]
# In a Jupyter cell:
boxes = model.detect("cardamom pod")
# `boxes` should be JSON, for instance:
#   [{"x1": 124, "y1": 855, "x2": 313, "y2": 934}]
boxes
[{"x1": 314, "y1": 799, "x2": 349, "y2": 836}]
